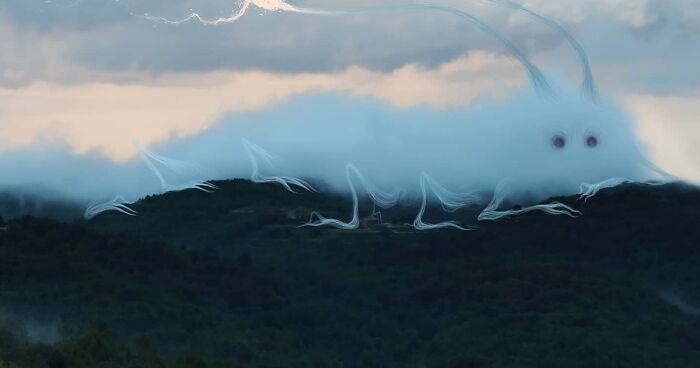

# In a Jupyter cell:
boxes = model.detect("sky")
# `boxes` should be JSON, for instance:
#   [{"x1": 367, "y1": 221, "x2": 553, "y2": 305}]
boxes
[{"x1": 1, "y1": 0, "x2": 699, "y2": 195}]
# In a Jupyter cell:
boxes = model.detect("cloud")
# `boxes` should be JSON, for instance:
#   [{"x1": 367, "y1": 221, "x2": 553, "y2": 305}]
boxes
[
  {"x1": 0, "y1": 15, "x2": 68, "y2": 87},
  {"x1": 0, "y1": 51, "x2": 524, "y2": 161},
  {"x1": 0, "y1": 5, "x2": 694, "y2": 89},
  {"x1": 626, "y1": 92, "x2": 700, "y2": 184},
  {"x1": 0, "y1": 0, "x2": 558, "y2": 84},
  {"x1": 1, "y1": 0, "x2": 697, "y2": 98},
  {"x1": 0, "y1": 0, "x2": 127, "y2": 30},
  {"x1": 515, "y1": 0, "x2": 659, "y2": 29}
]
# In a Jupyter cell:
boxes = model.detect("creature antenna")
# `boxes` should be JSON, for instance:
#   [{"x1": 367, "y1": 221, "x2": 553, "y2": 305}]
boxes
[{"x1": 487, "y1": 0, "x2": 597, "y2": 98}]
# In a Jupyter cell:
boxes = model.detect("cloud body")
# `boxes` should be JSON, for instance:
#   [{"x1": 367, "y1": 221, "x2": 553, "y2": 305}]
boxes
[{"x1": 0, "y1": 84, "x2": 666, "y2": 209}]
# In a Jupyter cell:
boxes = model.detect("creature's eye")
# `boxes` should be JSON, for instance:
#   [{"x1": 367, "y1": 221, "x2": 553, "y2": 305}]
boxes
[
  {"x1": 551, "y1": 135, "x2": 566, "y2": 149},
  {"x1": 585, "y1": 134, "x2": 599, "y2": 148}
]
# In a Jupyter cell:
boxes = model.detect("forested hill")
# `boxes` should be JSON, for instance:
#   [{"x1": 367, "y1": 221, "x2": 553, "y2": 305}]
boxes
[
  {"x1": 0, "y1": 190, "x2": 82, "y2": 221},
  {"x1": 1, "y1": 180, "x2": 700, "y2": 367},
  {"x1": 85, "y1": 179, "x2": 700, "y2": 260}
]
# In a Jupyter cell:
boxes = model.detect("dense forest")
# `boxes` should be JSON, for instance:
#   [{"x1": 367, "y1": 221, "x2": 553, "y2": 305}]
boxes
[{"x1": 1, "y1": 180, "x2": 700, "y2": 367}]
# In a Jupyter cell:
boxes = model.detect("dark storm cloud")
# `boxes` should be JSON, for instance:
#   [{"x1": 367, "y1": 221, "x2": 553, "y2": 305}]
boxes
[
  {"x1": 0, "y1": 0, "x2": 129, "y2": 30},
  {"x1": 0, "y1": 0, "x2": 698, "y2": 97},
  {"x1": 0, "y1": 0, "x2": 558, "y2": 76},
  {"x1": 68, "y1": 11, "x2": 477, "y2": 74}
]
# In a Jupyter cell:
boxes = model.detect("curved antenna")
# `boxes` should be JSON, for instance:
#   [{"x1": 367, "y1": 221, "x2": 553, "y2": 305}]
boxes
[
  {"x1": 301, "y1": 164, "x2": 402, "y2": 229},
  {"x1": 488, "y1": 0, "x2": 597, "y2": 98},
  {"x1": 413, "y1": 172, "x2": 481, "y2": 230},
  {"x1": 478, "y1": 179, "x2": 581, "y2": 221},
  {"x1": 134, "y1": 141, "x2": 218, "y2": 194},
  {"x1": 84, "y1": 195, "x2": 137, "y2": 220},
  {"x1": 145, "y1": 1, "x2": 552, "y2": 95},
  {"x1": 241, "y1": 138, "x2": 316, "y2": 193}
]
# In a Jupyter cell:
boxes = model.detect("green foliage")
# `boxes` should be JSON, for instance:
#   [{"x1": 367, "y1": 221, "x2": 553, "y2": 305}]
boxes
[{"x1": 1, "y1": 181, "x2": 700, "y2": 367}]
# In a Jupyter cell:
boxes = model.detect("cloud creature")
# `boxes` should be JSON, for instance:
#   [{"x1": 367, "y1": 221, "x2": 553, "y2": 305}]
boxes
[{"x1": 0, "y1": 0, "x2": 685, "y2": 229}]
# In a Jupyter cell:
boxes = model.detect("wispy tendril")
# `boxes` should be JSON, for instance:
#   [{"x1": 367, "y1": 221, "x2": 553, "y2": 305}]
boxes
[
  {"x1": 135, "y1": 141, "x2": 218, "y2": 194},
  {"x1": 241, "y1": 138, "x2": 315, "y2": 193},
  {"x1": 302, "y1": 164, "x2": 402, "y2": 229},
  {"x1": 413, "y1": 172, "x2": 481, "y2": 230},
  {"x1": 478, "y1": 179, "x2": 581, "y2": 221},
  {"x1": 84, "y1": 195, "x2": 137, "y2": 220}
]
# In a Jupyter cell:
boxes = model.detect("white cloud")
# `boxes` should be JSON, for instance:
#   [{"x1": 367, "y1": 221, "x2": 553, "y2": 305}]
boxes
[{"x1": 626, "y1": 93, "x2": 700, "y2": 183}]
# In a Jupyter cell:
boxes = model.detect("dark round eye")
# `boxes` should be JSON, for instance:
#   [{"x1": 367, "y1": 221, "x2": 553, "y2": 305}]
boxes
[
  {"x1": 551, "y1": 135, "x2": 566, "y2": 149},
  {"x1": 585, "y1": 135, "x2": 599, "y2": 148}
]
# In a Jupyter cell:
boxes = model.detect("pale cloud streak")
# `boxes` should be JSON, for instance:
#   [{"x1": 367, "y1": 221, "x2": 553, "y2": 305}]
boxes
[
  {"x1": 626, "y1": 93, "x2": 700, "y2": 184},
  {"x1": 0, "y1": 51, "x2": 523, "y2": 161}
]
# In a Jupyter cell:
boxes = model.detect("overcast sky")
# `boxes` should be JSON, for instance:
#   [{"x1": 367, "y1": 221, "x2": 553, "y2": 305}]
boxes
[{"x1": 1, "y1": 0, "x2": 698, "y2": 184}]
